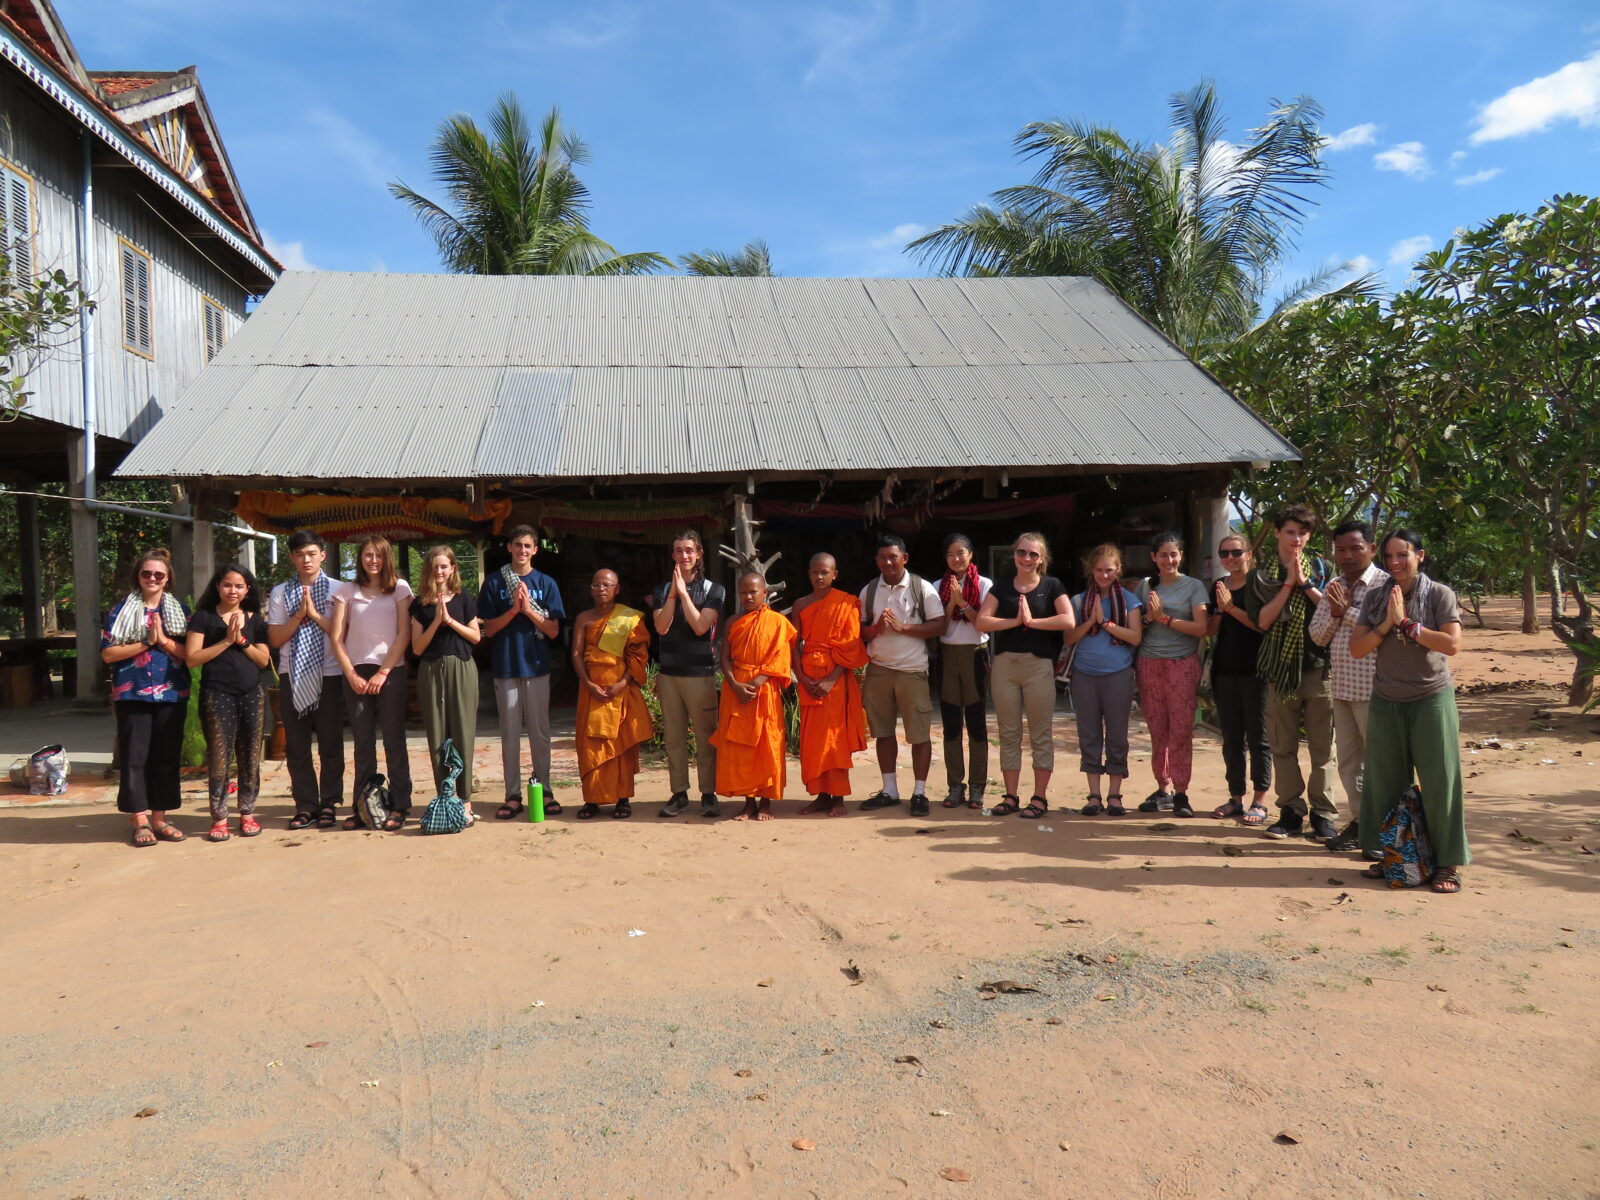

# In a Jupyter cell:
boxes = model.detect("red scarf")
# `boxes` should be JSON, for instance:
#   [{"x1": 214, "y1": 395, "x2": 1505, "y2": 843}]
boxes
[{"x1": 939, "y1": 563, "x2": 982, "y2": 623}]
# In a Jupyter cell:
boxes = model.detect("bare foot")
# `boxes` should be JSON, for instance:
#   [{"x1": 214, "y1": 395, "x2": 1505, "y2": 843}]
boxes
[
  {"x1": 755, "y1": 798, "x2": 773, "y2": 821},
  {"x1": 826, "y1": 797, "x2": 848, "y2": 817},
  {"x1": 733, "y1": 798, "x2": 760, "y2": 821},
  {"x1": 799, "y1": 795, "x2": 831, "y2": 815}
]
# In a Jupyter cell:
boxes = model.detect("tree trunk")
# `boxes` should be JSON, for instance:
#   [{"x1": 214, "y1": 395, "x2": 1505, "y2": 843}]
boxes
[{"x1": 1519, "y1": 530, "x2": 1539, "y2": 634}]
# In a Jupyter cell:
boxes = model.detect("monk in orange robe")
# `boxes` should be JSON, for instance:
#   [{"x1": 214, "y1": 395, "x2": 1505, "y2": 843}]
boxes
[
  {"x1": 792, "y1": 553, "x2": 868, "y2": 816},
  {"x1": 571, "y1": 569, "x2": 653, "y2": 820},
  {"x1": 711, "y1": 571, "x2": 796, "y2": 821}
]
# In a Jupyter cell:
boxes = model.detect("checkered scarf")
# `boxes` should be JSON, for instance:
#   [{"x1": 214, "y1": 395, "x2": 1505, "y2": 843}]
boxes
[
  {"x1": 107, "y1": 592, "x2": 187, "y2": 645},
  {"x1": 1257, "y1": 552, "x2": 1316, "y2": 694},
  {"x1": 284, "y1": 574, "x2": 331, "y2": 714}
]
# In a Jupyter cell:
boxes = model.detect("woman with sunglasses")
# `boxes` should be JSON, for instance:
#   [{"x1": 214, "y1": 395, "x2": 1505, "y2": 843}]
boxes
[
  {"x1": 185, "y1": 563, "x2": 272, "y2": 841},
  {"x1": 1208, "y1": 534, "x2": 1272, "y2": 823},
  {"x1": 974, "y1": 532, "x2": 1075, "y2": 819},
  {"x1": 101, "y1": 549, "x2": 190, "y2": 846},
  {"x1": 1349, "y1": 530, "x2": 1468, "y2": 893}
]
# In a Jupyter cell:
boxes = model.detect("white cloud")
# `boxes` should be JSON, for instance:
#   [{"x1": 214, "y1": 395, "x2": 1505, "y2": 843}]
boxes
[
  {"x1": 828, "y1": 222, "x2": 927, "y2": 276},
  {"x1": 541, "y1": 3, "x2": 638, "y2": 48},
  {"x1": 1373, "y1": 141, "x2": 1430, "y2": 178},
  {"x1": 869, "y1": 222, "x2": 926, "y2": 250},
  {"x1": 1448, "y1": 150, "x2": 1468, "y2": 167},
  {"x1": 1321, "y1": 123, "x2": 1379, "y2": 152},
  {"x1": 263, "y1": 233, "x2": 317, "y2": 271},
  {"x1": 1470, "y1": 51, "x2": 1600, "y2": 143},
  {"x1": 1345, "y1": 254, "x2": 1376, "y2": 275},
  {"x1": 306, "y1": 107, "x2": 395, "y2": 190},
  {"x1": 1388, "y1": 235, "x2": 1433, "y2": 266},
  {"x1": 1454, "y1": 167, "x2": 1504, "y2": 186}
]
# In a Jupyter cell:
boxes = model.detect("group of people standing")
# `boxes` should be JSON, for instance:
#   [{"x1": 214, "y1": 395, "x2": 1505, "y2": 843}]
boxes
[{"x1": 103, "y1": 509, "x2": 1468, "y2": 893}]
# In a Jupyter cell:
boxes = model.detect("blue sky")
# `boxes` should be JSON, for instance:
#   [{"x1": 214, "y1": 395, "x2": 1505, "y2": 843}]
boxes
[{"x1": 67, "y1": 0, "x2": 1598, "y2": 295}]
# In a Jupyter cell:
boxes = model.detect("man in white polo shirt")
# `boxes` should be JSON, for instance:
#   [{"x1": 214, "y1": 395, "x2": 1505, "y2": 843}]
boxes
[{"x1": 858, "y1": 535, "x2": 947, "y2": 816}]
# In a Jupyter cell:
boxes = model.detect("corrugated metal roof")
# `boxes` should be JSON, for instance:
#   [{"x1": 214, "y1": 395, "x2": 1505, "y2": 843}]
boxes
[{"x1": 116, "y1": 272, "x2": 1299, "y2": 483}]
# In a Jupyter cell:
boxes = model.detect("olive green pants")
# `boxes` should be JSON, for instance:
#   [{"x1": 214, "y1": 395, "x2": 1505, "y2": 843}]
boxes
[
  {"x1": 1360, "y1": 691, "x2": 1469, "y2": 867},
  {"x1": 418, "y1": 655, "x2": 478, "y2": 800}
]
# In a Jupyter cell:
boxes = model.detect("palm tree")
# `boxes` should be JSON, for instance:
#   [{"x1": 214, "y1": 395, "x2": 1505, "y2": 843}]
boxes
[
  {"x1": 679, "y1": 239, "x2": 775, "y2": 276},
  {"x1": 908, "y1": 82, "x2": 1351, "y2": 355},
  {"x1": 389, "y1": 94, "x2": 668, "y2": 276}
]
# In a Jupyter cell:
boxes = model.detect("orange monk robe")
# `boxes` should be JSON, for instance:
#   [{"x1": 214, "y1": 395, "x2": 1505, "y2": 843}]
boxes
[
  {"x1": 796, "y1": 589, "x2": 869, "y2": 796},
  {"x1": 711, "y1": 604, "x2": 796, "y2": 800},
  {"x1": 575, "y1": 606, "x2": 654, "y2": 805}
]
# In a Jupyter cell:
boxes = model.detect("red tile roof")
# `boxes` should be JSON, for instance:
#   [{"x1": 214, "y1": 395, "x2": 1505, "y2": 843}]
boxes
[{"x1": 96, "y1": 75, "x2": 162, "y2": 95}]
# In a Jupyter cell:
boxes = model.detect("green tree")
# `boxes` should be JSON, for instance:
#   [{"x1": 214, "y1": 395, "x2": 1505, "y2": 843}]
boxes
[
  {"x1": 908, "y1": 82, "x2": 1361, "y2": 355},
  {"x1": 679, "y1": 239, "x2": 774, "y2": 276},
  {"x1": 388, "y1": 94, "x2": 668, "y2": 276},
  {"x1": 1, "y1": 251, "x2": 93, "y2": 418}
]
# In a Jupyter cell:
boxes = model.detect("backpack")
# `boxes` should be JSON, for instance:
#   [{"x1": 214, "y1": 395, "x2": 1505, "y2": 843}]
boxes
[
  {"x1": 1377, "y1": 785, "x2": 1434, "y2": 888},
  {"x1": 865, "y1": 572, "x2": 940, "y2": 682},
  {"x1": 353, "y1": 773, "x2": 391, "y2": 830},
  {"x1": 419, "y1": 740, "x2": 469, "y2": 835}
]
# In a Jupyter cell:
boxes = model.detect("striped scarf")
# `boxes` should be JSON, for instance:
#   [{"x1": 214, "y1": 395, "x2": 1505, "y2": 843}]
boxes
[
  {"x1": 501, "y1": 564, "x2": 548, "y2": 628},
  {"x1": 938, "y1": 563, "x2": 982, "y2": 623},
  {"x1": 1079, "y1": 586, "x2": 1132, "y2": 645},
  {"x1": 284, "y1": 574, "x2": 331, "y2": 714},
  {"x1": 107, "y1": 592, "x2": 187, "y2": 645},
  {"x1": 1256, "y1": 553, "x2": 1316, "y2": 694}
]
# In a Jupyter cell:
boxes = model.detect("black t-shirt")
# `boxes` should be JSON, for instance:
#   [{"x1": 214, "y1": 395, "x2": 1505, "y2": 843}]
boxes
[
  {"x1": 190, "y1": 609, "x2": 270, "y2": 694},
  {"x1": 412, "y1": 593, "x2": 478, "y2": 661},
  {"x1": 990, "y1": 575, "x2": 1067, "y2": 659},
  {"x1": 649, "y1": 577, "x2": 725, "y2": 677},
  {"x1": 1208, "y1": 578, "x2": 1264, "y2": 678}
]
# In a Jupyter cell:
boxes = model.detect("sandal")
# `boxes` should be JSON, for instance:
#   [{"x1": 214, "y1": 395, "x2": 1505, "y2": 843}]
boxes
[
  {"x1": 613, "y1": 799, "x2": 632, "y2": 819},
  {"x1": 544, "y1": 798, "x2": 564, "y2": 816},
  {"x1": 1430, "y1": 867, "x2": 1462, "y2": 894},
  {"x1": 1213, "y1": 799, "x2": 1245, "y2": 819},
  {"x1": 131, "y1": 824, "x2": 157, "y2": 847},
  {"x1": 287, "y1": 812, "x2": 315, "y2": 831},
  {"x1": 314, "y1": 807, "x2": 337, "y2": 830},
  {"x1": 1105, "y1": 794, "x2": 1127, "y2": 817},
  {"x1": 151, "y1": 822, "x2": 186, "y2": 842},
  {"x1": 1019, "y1": 796, "x2": 1048, "y2": 819},
  {"x1": 577, "y1": 803, "x2": 600, "y2": 820},
  {"x1": 1240, "y1": 804, "x2": 1270, "y2": 827},
  {"x1": 1079, "y1": 795, "x2": 1104, "y2": 816},
  {"x1": 381, "y1": 813, "x2": 407, "y2": 832},
  {"x1": 342, "y1": 815, "x2": 365, "y2": 831},
  {"x1": 240, "y1": 815, "x2": 262, "y2": 837},
  {"x1": 991, "y1": 794, "x2": 1022, "y2": 816},
  {"x1": 496, "y1": 797, "x2": 524, "y2": 821},
  {"x1": 208, "y1": 821, "x2": 232, "y2": 843}
]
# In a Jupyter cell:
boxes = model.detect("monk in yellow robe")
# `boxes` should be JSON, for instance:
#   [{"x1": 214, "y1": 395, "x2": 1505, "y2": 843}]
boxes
[
  {"x1": 711, "y1": 571, "x2": 796, "y2": 821},
  {"x1": 792, "y1": 553, "x2": 868, "y2": 816},
  {"x1": 571, "y1": 569, "x2": 653, "y2": 819}
]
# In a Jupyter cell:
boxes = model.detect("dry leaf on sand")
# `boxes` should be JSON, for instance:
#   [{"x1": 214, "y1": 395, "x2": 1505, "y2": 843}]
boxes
[
  {"x1": 792, "y1": 1138, "x2": 815, "y2": 1151},
  {"x1": 939, "y1": 1166, "x2": 972, "y2": 1181},
  {"x1": 133, "y1": 1107, "x2": 158, "y2": 1119},
  {"x1": 1274, "y1": 1129, "x2": 1303, "y2": 1145},
  {"x1": 978, "y1": 980, "x2": 1041, "y2": 994}
]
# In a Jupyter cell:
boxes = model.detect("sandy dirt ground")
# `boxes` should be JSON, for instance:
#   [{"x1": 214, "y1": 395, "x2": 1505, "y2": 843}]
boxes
[{"x1": 1, "y1": 598, "x2": 1595, "y2": 1200}]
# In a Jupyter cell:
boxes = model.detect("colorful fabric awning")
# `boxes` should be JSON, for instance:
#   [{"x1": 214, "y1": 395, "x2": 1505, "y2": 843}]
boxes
[
  {"x1": 235, "y1": 492, "x2": 512, "y2": 542},
  {"x1": 517, "y1": 496, "x2": 725, "y2": 544}
]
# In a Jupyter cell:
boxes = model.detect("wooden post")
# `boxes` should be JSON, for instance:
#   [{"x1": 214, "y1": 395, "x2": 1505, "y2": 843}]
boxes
[
  {"x1": 719, "y1": 492, "x2": 785, "y2": 603},
  {"x1": 18, "y1": 492, "x2": 43, "y2": 639},
  {"x1": 169, "y1": 484, "x2": 193, "y2": 604},
  {"x1": 1193, "y1": 492, "x2": 1230, "y2": 581},
  {"x1": 67, "y1": 437, "x2": 100, "y2": 697},
  {"x1": 239, "y1": 534, "x2": 257, "y2": 575},
  {"x1": 191, "y1": 492, "x2": 216, "y2": 605}
]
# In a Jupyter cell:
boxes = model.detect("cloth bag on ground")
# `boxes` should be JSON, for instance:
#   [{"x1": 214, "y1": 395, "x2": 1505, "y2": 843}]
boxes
[
  {"x1": 353, "y1": 772, "x2": 391, "y2": 830},
  {"x1": 1377, "y1": 785, "x2": 1434, "y2": 888},
  {"x1": 8, "y1": 744, "x2": 70, "y2": 796},
  {"x1": 419, "y1": 739, "x2": 468, "y2": 835}
]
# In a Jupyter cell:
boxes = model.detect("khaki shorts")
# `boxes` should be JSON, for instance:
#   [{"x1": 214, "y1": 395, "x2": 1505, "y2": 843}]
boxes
[{"x1": 863, "y1": 662, "x2": 934, "y2": 744}]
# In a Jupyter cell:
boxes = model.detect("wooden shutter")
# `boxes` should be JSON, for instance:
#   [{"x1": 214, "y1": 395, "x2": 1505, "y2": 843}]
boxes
[
  {"x1": 0, "y1": 164, "x2": 30, "y2": 278},
  {"x1": 203, "y1": 299, "x2": 226, "y2": 362},
  {"x1": 121, "y1": 242, "x2": 152, "y2": 356}
]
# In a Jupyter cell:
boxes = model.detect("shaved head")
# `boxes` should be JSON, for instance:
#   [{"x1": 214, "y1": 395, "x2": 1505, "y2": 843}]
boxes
[
  {"x1": 592, "y1": 569, "x2": 618, "y2": 587},
  {"x1": 809, "y1": 552, "x2": 836, "y2": 571},
  {"x1": 738, "y1": 570, "x2": 766, "y2": 588}
]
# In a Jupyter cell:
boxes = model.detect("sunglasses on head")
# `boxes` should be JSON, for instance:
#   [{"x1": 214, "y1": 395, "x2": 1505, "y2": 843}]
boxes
[
  {"x1": 140, "y1": 570, "x2": 168, "y2": 581},
  {"x1": 1218, "y1": 549, "x2": 1246, "y2": 558}
]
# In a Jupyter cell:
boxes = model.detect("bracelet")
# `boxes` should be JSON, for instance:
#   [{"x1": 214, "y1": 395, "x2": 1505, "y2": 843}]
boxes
[{"x1": 1401, "y1": 619, "x2": 1421, "y2": 643}]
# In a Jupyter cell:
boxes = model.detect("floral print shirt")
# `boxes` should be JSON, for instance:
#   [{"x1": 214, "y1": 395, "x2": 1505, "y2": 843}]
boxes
[{"x1": 103, "y1": 597, "x2": 190, "y2": 703}]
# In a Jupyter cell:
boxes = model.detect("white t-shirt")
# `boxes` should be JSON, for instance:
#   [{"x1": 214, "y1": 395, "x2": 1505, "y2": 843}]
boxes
[
  {"x1": 335, "y1": 577, "x2": 413, "y2": 667},
  {"x1": 859, "y1": 572, "x2": 943, "y2": 673},
  {"x1": 939, "y1": 574, "x2": 993, "y2": 648},
  {"x1": 267, "y1": 573, "x2": 343, "y2": 676}
]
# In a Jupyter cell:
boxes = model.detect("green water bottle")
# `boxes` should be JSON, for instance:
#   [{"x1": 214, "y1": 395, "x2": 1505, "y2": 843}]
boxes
[{"x1": 527, "y1": 780, "x2": 545, "y2": 823}]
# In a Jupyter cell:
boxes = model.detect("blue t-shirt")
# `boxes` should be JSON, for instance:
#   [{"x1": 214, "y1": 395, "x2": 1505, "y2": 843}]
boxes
[
  {"x1": 103, "y1": 597, "x2": 191, "y2": 703},
  {"x1": 477, "y1": 568, "x2": 567, "y2": 678},
  {"x1": 1071, "y1": 588, "x2": 1142, "y2": 676}
]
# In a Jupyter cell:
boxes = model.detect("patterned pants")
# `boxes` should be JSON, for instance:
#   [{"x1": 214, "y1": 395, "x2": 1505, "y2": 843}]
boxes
[
  {"x1": 201, "y1": 685, "x2": 265, "y2": 821},
  {"x1": 1135, "y1": 653, "x2": 1202, "y2": 792}
]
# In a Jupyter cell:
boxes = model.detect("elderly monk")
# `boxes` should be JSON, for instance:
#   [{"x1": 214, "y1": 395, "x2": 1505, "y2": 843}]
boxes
[
  {"x1": 792, "y1": 553, "x2": 868, "y2": 817},
  {"x1": 571, "y1": 569, "x2": 653, "y2": 820},
  {"x1": 711, "y1": 571, "x2": 797, "y2": 821}
]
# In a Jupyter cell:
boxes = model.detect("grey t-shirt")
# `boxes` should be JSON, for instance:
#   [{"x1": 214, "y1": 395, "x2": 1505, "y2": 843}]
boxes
[
  {"x1": 1133, "y1": 575, "x2": 1210, "y2": 660},
  {"x1": 1356, "y1": 577, "x2": 1460, "y2": 702}
]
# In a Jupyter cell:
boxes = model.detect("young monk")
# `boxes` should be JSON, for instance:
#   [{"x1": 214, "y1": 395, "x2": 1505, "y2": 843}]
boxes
[
  {"x1": 571, "y1": 569, "x2": 654, "y2": 821},
  {"x1": 792, "y1": 553, "x2": 868, "y2": 816},
  {"x1": 711, "y1": 571, "x2": 797, "y2": 821}
]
